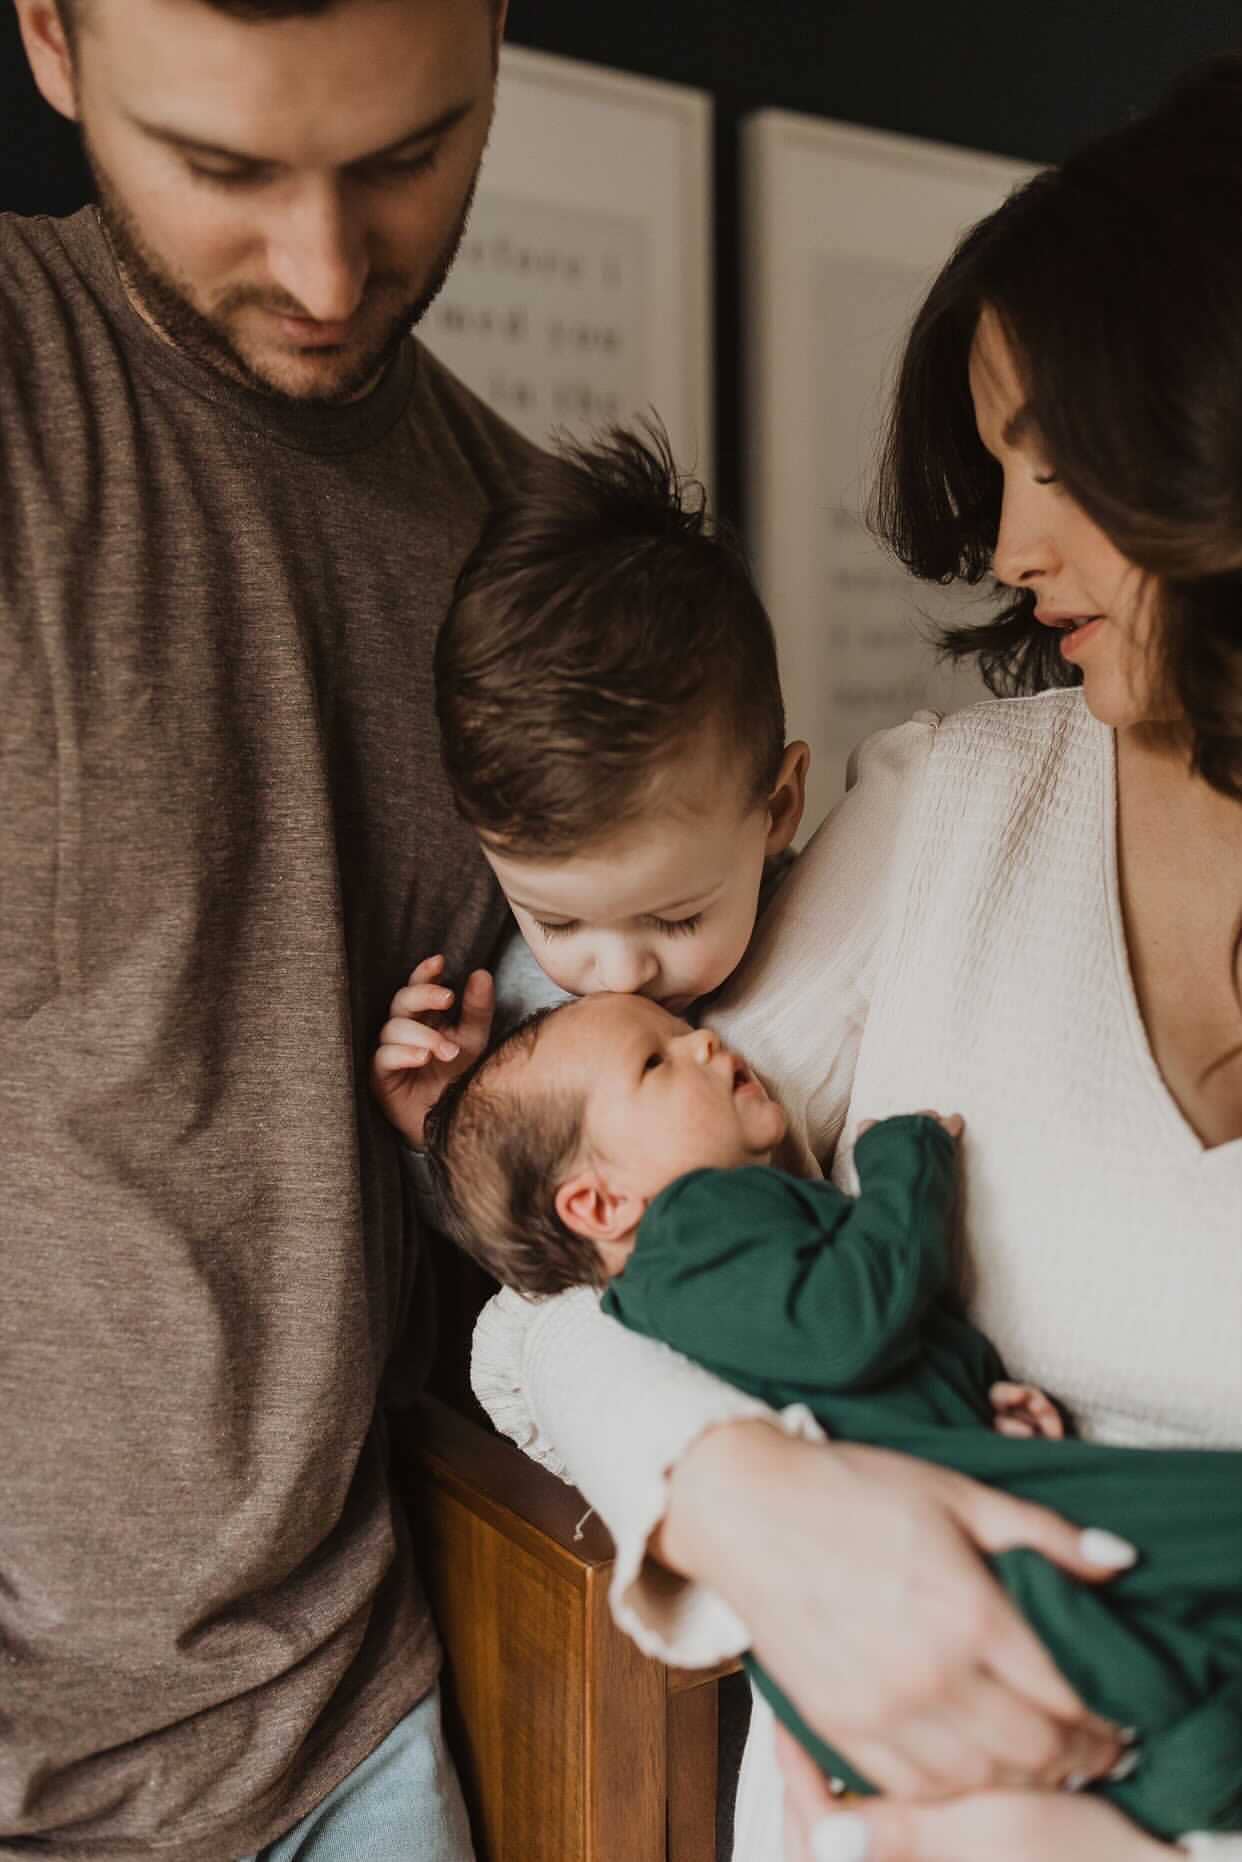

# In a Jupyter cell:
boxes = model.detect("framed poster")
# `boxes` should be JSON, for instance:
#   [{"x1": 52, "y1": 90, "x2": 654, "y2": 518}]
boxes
[
  {"x1": 743, "y1": 112, "x2": 1036, "y2": 826},
  {"x1": 421, "y1": 44, "x2": 713, "y2": 485}
]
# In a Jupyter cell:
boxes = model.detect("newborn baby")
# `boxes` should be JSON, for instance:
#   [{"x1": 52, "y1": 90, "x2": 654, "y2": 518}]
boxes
[{"x1": 425, "y1": 993, "x2": 1242, "y2": 1840}]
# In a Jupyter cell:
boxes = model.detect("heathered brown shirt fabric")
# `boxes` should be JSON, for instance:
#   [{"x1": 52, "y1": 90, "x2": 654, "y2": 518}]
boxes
[{"x1": 0, "y1": 210, "x2": 532, "y2": 1859}]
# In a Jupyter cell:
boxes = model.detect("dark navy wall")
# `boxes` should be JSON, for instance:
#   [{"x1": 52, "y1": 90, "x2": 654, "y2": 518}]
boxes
[{"x1": 509, "y1": 0, "x2": 1241, "y2": 163}]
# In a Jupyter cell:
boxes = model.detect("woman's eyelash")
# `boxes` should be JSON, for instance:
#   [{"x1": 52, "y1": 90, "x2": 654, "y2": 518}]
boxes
[{"x1": 1033, "y1": 471, "x2": 1060, "y2": 486}]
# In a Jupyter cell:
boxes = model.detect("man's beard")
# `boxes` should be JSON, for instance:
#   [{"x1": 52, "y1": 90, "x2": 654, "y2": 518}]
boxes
[{"x1": 85, "y1": 136, "x2": 477, "y2": 406}]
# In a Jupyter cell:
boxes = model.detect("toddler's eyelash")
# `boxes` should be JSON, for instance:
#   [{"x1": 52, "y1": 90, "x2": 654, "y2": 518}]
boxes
[{"x1": 533, "y1": 913, "x2": 704, "y2": 939}]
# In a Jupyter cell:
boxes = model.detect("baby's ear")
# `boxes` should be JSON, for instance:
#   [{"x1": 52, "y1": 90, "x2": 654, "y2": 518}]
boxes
[
  {"x1": 765, "y1": 741, "x2": 811, "y2": 855},
  {"x1": 556, "y1": 1171, "x2": 643, "y2": 1253}
]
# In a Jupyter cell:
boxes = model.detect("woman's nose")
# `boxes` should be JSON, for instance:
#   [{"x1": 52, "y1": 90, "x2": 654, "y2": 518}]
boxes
[{"x1": 991, "y1": 483, "x2": 1060, "y2": 589}]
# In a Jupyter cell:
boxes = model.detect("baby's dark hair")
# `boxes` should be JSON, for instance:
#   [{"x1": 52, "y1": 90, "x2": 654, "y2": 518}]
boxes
[
  {"x1": 435, "y1": 418, "x2": 787, "y2": 857},
  {"x1": 423, "y1": 1006, "x2": 605, "y2": 1297}
]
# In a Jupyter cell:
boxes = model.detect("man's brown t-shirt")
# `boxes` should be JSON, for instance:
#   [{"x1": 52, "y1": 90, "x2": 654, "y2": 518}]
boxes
[{"x1": 0, "y1": 210, "x2": 531, "y2": 1858}]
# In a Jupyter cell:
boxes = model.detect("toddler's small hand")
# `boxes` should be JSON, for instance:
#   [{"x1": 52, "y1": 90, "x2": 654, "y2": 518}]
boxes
[
  {"x1": 990, "y1": 1380, "x2": 1067, "y2": 1441},
  {"x1": 371, "y1": 955, "x2": 495, "y2": 1146}
]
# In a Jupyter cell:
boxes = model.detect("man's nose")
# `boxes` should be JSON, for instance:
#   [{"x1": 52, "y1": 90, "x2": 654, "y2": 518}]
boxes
[{"x1": 265, "y1": 183, "x2": 370, "y2": 323}]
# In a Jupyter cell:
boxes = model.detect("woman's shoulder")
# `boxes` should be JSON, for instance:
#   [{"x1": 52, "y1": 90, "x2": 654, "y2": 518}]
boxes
[
  {"x1": 929, "y1": 687, "x2": 1101, "y2": 772},
  {"x1": 861, "y1": 688, "x2": 1105, "y2": 823},
  {"x1": 812, "y1": 688, "x2": 1104, "y2": 894}
]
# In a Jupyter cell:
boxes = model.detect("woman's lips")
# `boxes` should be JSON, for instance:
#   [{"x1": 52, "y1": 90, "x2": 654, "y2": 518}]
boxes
[
  {"x1": 1057, "y1": 617, "x2": 1104, "y2": 660},
  {"x1": 1034, "y1": 611, "x2": 1105, "y2": 662}
]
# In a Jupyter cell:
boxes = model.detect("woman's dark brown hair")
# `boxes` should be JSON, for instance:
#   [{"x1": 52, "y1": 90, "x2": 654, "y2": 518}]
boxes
[{"x1": 873, "y1": 53, "x2": 1242, "y2": 806}]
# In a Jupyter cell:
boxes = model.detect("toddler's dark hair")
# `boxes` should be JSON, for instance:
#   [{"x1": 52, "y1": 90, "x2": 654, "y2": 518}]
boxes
[
  {"x1": 435, "y1": 418, "x2": 787, "y2": 857},
  {"x1": 423, "y1": 1007, "x2": 605, "y2": 1297}
]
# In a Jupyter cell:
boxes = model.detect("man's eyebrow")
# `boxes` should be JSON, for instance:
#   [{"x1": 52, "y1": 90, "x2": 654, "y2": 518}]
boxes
[{"x1": 127, "y1": 101, "x2": 474, "y2": 169}]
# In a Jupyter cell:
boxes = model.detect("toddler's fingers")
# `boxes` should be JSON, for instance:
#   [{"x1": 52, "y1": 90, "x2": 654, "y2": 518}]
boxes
[
  {"x1": 453, "y1": 970, "x2": 495, "y2": 1055},
  {"x1": 377, "y1": 1016, "x2": 460, "y2": 1064},
  {"x1": 390, "y1": 982, "x2": 455, "y2": 1020},
  {"x1": 406, "y1": 955, "x2": 446, "y2": 984},
  {"x1": 373, "y1": 1041, "x2": 434, "y2": 1081},
  {"x1": 994, "y1": 1417, "x2": 1035, "y2": 1438}
]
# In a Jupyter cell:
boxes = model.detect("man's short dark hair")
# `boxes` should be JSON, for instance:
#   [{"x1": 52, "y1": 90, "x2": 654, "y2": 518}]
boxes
[
  {"x1": 58, "y1": 0, "x2": 501, "y2": 37},
  {"x1": 435, "y1": 419, "x2": 787, "y2": 857}
]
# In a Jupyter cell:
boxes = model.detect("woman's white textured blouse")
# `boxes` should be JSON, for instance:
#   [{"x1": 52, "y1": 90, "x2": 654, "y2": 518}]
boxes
[{"x1": 472, "y1": 691, "x2": 1242, "y2": 1853}]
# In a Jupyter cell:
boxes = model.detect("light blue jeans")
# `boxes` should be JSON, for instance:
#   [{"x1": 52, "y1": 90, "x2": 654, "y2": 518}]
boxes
[{"x1": 242, "y1": 1686, "x2": 475, "y2": 1862}]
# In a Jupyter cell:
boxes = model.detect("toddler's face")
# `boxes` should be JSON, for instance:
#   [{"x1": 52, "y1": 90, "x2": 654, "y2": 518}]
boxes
[
  {"x1": 531, "y1": 994, "x2": 787, "y2": 1201},
  {"x1": 483, "y1": 740, "x2": 805, "y2": 1014}
]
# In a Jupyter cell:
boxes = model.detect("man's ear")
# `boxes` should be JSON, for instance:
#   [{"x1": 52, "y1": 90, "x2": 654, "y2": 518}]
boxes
[
  {"x1": 555, "y1": 1169, "x2": 644, "y2": 1268},
  {"x1": 764, "y1": 740, "x2": 811, "y2": 856},
  {"x1": 15, "y1": 3, "x2": 80, "y2": 123}
]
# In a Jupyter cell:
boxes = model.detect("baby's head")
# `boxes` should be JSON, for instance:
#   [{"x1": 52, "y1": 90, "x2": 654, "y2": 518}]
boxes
[
  {"x1": 435, "y1": 420, "x2": 808, "y2": 1014},
  {"x1": 424, "y1": 993, "x2": 786, "y2": 1295}
]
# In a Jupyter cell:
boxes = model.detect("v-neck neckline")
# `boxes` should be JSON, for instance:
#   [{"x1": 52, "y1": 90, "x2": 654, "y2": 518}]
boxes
[{"x1": 1101, "y1": 719, "x2": 1242, "y2": 1166}]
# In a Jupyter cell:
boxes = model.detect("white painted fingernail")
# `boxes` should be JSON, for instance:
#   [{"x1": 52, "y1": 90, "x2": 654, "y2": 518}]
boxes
[
  {"x1": 1079, "y1": 1528, "x2": 1138, "y2": 1569},
  {"x1": 1064, "y1": 1771, "x2": 1089, "y2": 1793},
  {"x1": 1120, "y1": 1725, "x2": 1139, "y2": 1745},
  {"x1": 1108, "y1": 1747, "x2": 1141, "y2": 1782},
  {"x1": 811, "y1": 1814, "x2": 871, "y2": 1862}
]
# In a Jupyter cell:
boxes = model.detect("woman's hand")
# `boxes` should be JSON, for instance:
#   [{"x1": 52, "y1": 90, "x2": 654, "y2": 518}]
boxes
[
  {"x1": 777, "y1": 1723, "x2": 1170, "y2": 1862},
  {"x1": 659, "y1": 1427, "x2": 1131, "y2": 1799}
]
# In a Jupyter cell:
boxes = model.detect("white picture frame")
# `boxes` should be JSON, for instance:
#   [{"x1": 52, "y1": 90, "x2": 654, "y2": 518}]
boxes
[
  {"x1": 743, "y1": 111, "x2": 1037, "y2": 826},
  {"x1": 422, "y1": 44, "x2": 714, "y2": 487}
]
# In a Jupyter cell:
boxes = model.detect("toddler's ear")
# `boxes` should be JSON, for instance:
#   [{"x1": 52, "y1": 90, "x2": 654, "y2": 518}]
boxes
[{"x1": 765, "y1": 741, "x2": 811, "y2": 856}]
